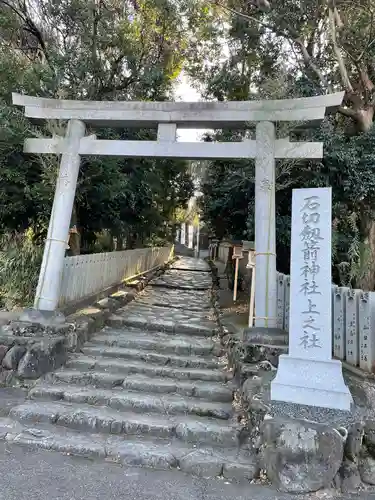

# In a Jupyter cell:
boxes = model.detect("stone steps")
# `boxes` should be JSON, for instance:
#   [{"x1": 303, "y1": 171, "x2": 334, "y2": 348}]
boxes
[
  {"x1": 82, "y1": 345, "x2": 220, "y2": 370},
  {"x1": 29, "y1": 384, "x2": 232, "y2": 419},
  {"x1": 1, "y1": 417, "x2": 255, "y2": 480},
  {"x1": 91, "y1": 329, "x2": 217, "y2": 356},
  {"x1": 1, "y1": 257, "x2": 255, "y2": 480},
  {"x1": 10, "y1": 400, "x2": 238, "y2": 447},
  {"x1": 65, "y1": 355, "x2": 230, "y2": 382},
  {"x1": 46, "y1": 370, "x2": 234, "y2": 402}
]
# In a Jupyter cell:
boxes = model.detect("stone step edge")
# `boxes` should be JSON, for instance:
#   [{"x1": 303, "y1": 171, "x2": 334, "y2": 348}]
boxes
[
  {"x1": 132, "y1": 299, "x2": 212, "y2": 312},
  {"x1": 85, "y1": 337, "x2": 219, "y2": 357},
  {"x1": 108, "y1": 315, "x2": 216, "y2": 336},
  {"x1": 28, "y1": 383, "x2": 233, "y2": 420},
  {"x1": 65, "y1": 356, "x2": 231, "y2": 383},
  {"x1": 149, "y1": 283, "x2": 211, "y2": 291},
  {"x1": 9, "y1": 400, "x2": 238, "y2": 447},
  {"x1": 0, "y1": 417, "x2": 256, "y2": 481},
  {"x1": 93, "y1": 329, "x2": 220, "y2": 355},
  {"x1": 170, "y1": 268, "x2": 211, "y2": 273},
  {"x1": 81, "y1": 346, "x2": 220, "y2": 368},
  {"x1": 46, "y1": 369, "x2": 234, "y2": 402}
]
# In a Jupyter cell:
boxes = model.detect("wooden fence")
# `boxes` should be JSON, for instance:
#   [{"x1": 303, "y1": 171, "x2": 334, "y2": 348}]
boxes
[{"x1": 58, "y1": 246, "x2": 173, "y2": 307}]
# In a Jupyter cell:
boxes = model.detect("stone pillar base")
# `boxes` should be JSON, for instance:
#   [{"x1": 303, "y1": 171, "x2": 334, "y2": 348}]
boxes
[{"x1": 271, "y1": 354, "x2": 353, "y2": 411}]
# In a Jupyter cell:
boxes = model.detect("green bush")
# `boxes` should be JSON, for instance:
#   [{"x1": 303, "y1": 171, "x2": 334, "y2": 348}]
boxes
[{"x1": 0, "y1": 232, "x2": 43, "y2": 310}]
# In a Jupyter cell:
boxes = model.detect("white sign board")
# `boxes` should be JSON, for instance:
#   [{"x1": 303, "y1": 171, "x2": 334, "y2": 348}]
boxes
[{"x1": 288, "y1": 187, "x2": 332, "y2": 361}]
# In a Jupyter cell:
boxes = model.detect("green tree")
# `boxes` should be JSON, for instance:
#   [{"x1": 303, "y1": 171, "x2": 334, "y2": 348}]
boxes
[
  {"x1": 0, "y1": 0, "x2": 194, "y2": 254},
  {"x1": 187, "y1": 0, "x2": 375, "y2": 290}
]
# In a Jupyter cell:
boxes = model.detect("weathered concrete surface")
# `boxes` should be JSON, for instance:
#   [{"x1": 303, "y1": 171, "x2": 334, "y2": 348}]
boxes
[
  {"x1": 0, "y1": 441, "x2": 347, "y2": 500},
  {"x1": 170, "y1": 257, "x2": 211, "y2": 273},
  {"x1": 0, "y1": 257, "x2": 250, "y2": 481},
  {"x1": 137, "y1": 287, "x2": 212, "y2": 311}
]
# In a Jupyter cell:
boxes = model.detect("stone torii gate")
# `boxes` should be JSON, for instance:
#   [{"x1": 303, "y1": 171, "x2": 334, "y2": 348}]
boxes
[{"x1": 13, "y1": 92, "x2": 344, "y2": 321}]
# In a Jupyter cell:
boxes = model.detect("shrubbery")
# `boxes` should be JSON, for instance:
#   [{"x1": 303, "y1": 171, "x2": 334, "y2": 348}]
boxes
[{"x1": 0, "y1": 232, "x2": 43, "y2": 310}]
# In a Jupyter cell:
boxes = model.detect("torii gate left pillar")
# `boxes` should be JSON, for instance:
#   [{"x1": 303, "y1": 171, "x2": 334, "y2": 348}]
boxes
[{"x1": 35, "y1": 120, "x2": 86, "y2": 311}]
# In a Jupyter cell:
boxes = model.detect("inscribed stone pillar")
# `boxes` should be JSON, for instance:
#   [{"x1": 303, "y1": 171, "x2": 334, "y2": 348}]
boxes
[
  {"x1": 255, "y1": 122, "x2": 277, "y2": 328},
  {"x1": 345, "y1": 289, "x2": 360, "y2": 366},
  {"x1": 271, "y1": 187, "x2": 352, "y2": 410},
  {"x1": 333, "y1": 286, "x2": 350, "y2": 360},
  {"x1": 34, "y1": 119, "x2": 86, "y2": 311}
]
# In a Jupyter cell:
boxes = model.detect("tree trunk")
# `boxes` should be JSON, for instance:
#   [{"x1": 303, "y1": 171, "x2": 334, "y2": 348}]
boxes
[
  {"x1": 358, "y1": 218, "x2": 375, "y2": 291},
  {"x1": 356, "y1": 107, "x2": 374, "y2": 133},
  {"x1": 349, "y1": 107, "x2": 375, "y2": 290},
  {"x1": 117, "y1": 234, "x2": 123, "y2": 251},
  {"x1": 68, "y1": 203, "x2": 81, "y2": 256},
  {"x1": 127, "y1": 232, "x2": 137, "y2": 249}
]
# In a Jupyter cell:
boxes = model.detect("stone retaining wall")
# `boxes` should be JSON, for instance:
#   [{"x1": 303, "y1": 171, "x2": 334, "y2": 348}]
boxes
[
  {"x1": 207, "y1": 257, "x2": 375, "y2": 495},
  {"x1": 0, "y1": 261, "x2": 173, "y2": 386}
]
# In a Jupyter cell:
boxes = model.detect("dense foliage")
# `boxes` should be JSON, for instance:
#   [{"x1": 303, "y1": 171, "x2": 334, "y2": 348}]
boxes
[
  {"x1": 0, "y1": 0, "x2": 197, "y2": 306},
  {"x1": 0, "y1": 0, "x2": 194, "y2": 252},
  {"x1": 187, "y1": 0, "x2": 375, "y2": 289}
]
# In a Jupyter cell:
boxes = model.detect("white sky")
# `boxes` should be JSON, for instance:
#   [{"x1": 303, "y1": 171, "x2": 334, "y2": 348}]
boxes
[{"x1": 175, "y1": 73, "x2": 203, "y2": 143}]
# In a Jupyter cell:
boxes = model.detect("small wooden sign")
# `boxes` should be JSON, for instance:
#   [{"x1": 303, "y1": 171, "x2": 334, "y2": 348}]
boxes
[
  {"x1": 242, "y1": 240, "x2": 255, "y2": 252},
  {"x1": 232, "y1": 245, "x2": 243, "y2": 302},
  {"x1": 233, "y1": 245, "x2": 243, "y2": 259},
  {"x1": 246, "y1": 250, "x2": 255, "y2": 269}
]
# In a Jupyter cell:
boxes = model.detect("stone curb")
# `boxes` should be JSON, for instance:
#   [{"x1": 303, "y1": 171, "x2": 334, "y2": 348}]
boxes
[{"x1": 0, "y1": 258, "x2": 176, "y2": 386}]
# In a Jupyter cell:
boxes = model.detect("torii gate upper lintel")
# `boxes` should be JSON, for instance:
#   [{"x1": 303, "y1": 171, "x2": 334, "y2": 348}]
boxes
[{"x1": 12, "y1": 92, "x2": 345, "y2": 325}]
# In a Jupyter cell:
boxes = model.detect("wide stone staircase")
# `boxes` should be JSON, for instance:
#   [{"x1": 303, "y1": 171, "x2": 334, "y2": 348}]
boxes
[{"x1": 1, "y1": 257, "x2": 256, "y2": 480}]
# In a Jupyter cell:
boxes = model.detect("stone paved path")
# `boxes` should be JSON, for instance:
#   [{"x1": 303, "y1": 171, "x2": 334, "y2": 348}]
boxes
[{"x1": 1, "y1": 257, "x2": 255, "y2": 481}]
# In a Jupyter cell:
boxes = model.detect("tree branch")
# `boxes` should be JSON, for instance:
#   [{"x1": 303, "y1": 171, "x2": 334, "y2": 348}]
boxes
[
  {"x1": 327, "y1": 1, "x2": 353, "y2": 92},
  {"x1": 338, "y1": 105, "x2": 358, "y2": 118},
  {"x1": 210, "y1": 0, "x2": 332, "y2": 92}
]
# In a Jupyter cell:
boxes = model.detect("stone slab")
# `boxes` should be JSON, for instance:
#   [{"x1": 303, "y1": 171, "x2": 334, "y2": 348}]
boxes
[
  {"x1": 345, "y1": 289, "x2": 360, "y2": 366},
  {"x1": 358, "y1": 291, "x2": 375, "y2": 372},
  {"x1": 171, "y1": 257, "x2": 210, "y2": 273},
  {"x1": 10, "y1": 400, "x2": 238, "y2": 447},
  {"x1": 109, "y1": 313, "x2": 216, "y2": 337},
  {"x1": 49, "y1": 370, "x2": 233, "y2": 402},
  {"x1": 276, "y1": 273, "x2": 286, "y2": 330},
  {"x1": 29, "y1": 384, "x2": 232, "y2": 420},
  {"x1": 332, "y1": 286, "x2": 349, "y2": 360},
  {"x1": 283, "y1": 276, "x2": 290, "y2": 332},
  {"x1": 271, "y1": 355, "x2": 353, "y2": 410},
  {"x1": 82, "y1": 346, "x2": 219, "y2": 370},
  {"x1": 0, "y1": 416, "x2": 257, "y2": 479},
  {"x1": 136, "y1": 287, "x2": 212, "y2": 311},
  {"x1": 66, "y1": 356, "x2": 230, "y2": 382},
  {"x1": 243, "y1": 327, "x2": 288, "y2": 346},
  {"x1": 90, "y1": 329, "x2": 216, "y2": 356},
  {"x1": 122, "y1": 301, "x2": 214, "y2": 324},
  {"x1": 149, "y1": 267, "x2": 212, "y2": 288}
]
